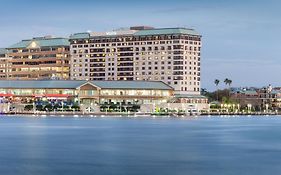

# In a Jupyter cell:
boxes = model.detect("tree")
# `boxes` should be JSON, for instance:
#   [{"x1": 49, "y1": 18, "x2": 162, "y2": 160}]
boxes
[
  {"x1": 24, "y1": 105, "x2": 33, "y2": 111},
  {"x1": 228, "y1": 79, "x2": 232, "y2": 87},
  {"x1": 224, "y1": 78, "x2": 229, "y2": 86},
  {"x1": 224, "y1": 78, "x2": 233, "y2": 97},
  {"x1": 214, "y1": 79, "x2": 220, "y2": 101},
  {"x1": 214, "y1": 79, "x2": 220, "y2": 86},
  {"x1": 224, "y1": 78, "x2": 232, "y2": 87},
  {"x1": 201, "y1": 88, "x2": 207, "y2": 95}
]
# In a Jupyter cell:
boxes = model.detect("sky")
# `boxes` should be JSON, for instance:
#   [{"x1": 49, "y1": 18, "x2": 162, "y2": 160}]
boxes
[{"x1": 0, "y1": 0, "x2": 280, "y2": 91}]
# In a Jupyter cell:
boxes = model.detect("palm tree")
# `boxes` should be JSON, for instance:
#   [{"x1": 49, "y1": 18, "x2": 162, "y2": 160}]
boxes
[
  {"x1": 224, "y1": 78, "x2": 229, "y2": 86},
  {"x1": 224, "y1": 78, "x2": 232, "y2": 97},
  {"x1": 224, "y1": 78, "x2": 232, "y2": 87},
  {"x1": 201, "y1": 88, "x2": 206, "y2": 94},
  {"x1": 228, "y1": 80, "x2": 232, "y2": 87},
  {"x1": 214, "y1": 79, "x2": 220, "y2": 101},
  {"x1": 215, "y1": 79, "x2": 220, "y2": 87}
]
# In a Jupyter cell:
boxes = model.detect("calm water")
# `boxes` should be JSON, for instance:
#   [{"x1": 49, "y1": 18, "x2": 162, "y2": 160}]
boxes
[{"x1": 1, "y1": 115, "x2": 281, "y2": 175}]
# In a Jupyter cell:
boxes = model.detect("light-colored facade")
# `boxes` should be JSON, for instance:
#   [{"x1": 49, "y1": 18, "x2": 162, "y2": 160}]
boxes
[
  {"x1": 5, "y1": 36, "x2": 70, "y2": 80},
  {"x1": 0, "y1": 49, "x2": 11, "y2": 79},
  {"x1": 0, "y1": 80, "x2": 173, "y2": 113},
  {"x1": 69, "y1": 26, "x2": 201, "y2": 95},
  {"x1": 0, "y1": 80, "x2": 210, "y2": 113}
]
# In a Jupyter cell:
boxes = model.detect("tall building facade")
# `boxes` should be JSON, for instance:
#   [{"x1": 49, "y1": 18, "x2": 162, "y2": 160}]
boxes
[
  {"x1": 69, "y1": 27, "x2": 201, "y2": 95},
  {"x1": 5, "y1": 36, "x2": 70, "y2": 80}
]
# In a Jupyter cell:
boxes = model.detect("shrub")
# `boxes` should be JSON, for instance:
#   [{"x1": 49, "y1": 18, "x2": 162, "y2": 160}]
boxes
[
  {"x1": 36, "y1": 105, "x2": 43, "y2": 111},
  {"x1": 71, "y1": 105, "x2": 80, "y2": 111},
  {"x1": 44, "y1": 104, "x2": 53, "y2": 111},
  {"x1": 24, "y1": 105, "x2": 34, "y2": 111},
  {"x1": 53, "y1": 104, "x2": 60, "y2": 110}
]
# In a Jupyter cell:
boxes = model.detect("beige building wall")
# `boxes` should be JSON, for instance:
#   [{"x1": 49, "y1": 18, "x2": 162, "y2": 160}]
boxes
[
  {"x1": 6, "y1": 37, "x2": 70, "y2": 80},
  {"x1": 0, "y1": 50, "x2": 11, "y2": 79},
  {"x1": 0, "y1": 57, "x2": 10, "y2": 79},
  {"x1": 70, "y1": 27, "x2": 201, "y2": 95},
  {"x1": 133, "y1": 39, "x2": 201, "y2": 95}
]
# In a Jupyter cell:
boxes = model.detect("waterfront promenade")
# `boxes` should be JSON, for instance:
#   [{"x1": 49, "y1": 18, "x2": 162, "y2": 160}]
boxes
[{"x1": 0, "y1": 110, "x2": 279, "y2": 117}]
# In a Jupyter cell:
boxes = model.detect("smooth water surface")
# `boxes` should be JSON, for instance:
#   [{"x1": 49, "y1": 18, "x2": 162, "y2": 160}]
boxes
[{"x1": 0, "y1": 115, "x2": 281, "y2": 175}]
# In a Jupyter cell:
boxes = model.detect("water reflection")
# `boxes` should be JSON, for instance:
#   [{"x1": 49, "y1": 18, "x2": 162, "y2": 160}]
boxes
[{"x1": 0, "y1": 116, "x2": 281, "y2": 175}]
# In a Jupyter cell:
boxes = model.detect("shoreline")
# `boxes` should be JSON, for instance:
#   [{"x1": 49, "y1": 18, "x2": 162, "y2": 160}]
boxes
[{"x1": 0, "y1": 111, "x2": 280, "y2": 117}]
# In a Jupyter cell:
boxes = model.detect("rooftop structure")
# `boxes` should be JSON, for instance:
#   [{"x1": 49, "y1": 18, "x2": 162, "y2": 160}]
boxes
[{"x1": 70, "y1": 27, "x2": 200, "y2": 39}]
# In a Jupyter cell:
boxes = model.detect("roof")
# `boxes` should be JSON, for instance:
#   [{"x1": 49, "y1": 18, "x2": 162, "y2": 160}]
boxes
[
  {"x1": 0, "y1": 48, "x2": 9, "y2": 55},
  {"x1": 0, "y1": 80, "x2": 87, "y2": 89},
  {"x1": 70, "y1": 30, "x2": 137, "y2": 39},
  {"x1": 91, "y1": 81, "x2": 173, "y2": 90},
  {"x1": 133, "y1": 28, "x2": 200, "y2": 36},
  {"x1": 244, "y1": 90, "x2": 258, "y2": 95},
  {"x1": 69, "y1": 33, "x2": 90, "y2": 39},
  {"x1": 7, "y1": 37, "x2": 70, "y2": 49},
  {"x1": 174, "y1": 94, "x2": 207, "y2": 99},
  {"x1": 0, "y1": 80, "x2": 173, "y2": 90},
  {"x1": 69, "y1": 27, "x2": 200, "y2": 40},
  {"x1": 91, "y1": 30, "x2": 137, "y2": 37},
  {"x1": 235, "y1": 90, "x2": 258, "y2": 95},
  {"x1": 271, "y1": 90, "x2": 280, "y2": 95}
]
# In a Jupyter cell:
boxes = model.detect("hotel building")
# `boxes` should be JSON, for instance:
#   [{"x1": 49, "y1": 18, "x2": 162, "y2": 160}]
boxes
[
  {"x1": 69, "y1": 26, "x2": 201, "y2": 95},
  {"x1": 5, "y1": 36, "x2": 70, "y2": 80}
]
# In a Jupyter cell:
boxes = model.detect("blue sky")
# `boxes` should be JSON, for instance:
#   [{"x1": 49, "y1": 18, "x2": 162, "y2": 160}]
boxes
[{"x1": 0, "y1": 0, "x2": 280, "y2": 90}]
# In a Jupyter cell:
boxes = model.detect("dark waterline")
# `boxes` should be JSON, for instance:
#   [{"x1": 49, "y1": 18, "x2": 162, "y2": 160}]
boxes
[{"x1": 1, "y1": 115, "x2": 281, "y2": 175}]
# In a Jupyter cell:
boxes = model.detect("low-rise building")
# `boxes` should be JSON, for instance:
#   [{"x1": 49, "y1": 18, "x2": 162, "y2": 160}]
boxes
[
  {"x1": 159, "y1": 94, "x2": 209, "y2": 112},
  {"x1": 0, "y1": 80, "x2": 208, "y2": 113},
  {"x1": 5, "y1": 36, "x2": 70, "y2": 80},
  {"x1": 231, "y1": 88, "x2": 261, "y2": 110},
  {"x1": 0, "y1": 80, "x2": 173, "y2": 113},
  {"x1": 230, "y1": 85, "x2": 281, "y2": 111},
  {"x1": 259, "y1": 85, "x2": 281, "y2": 110}
]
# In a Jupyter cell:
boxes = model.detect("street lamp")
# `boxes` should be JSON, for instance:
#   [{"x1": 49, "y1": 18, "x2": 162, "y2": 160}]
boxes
[
  {"x1": 265, "y1": 104, "x2": 269, "y2": 113},
  {"x1": 247, "y1": 104, "x2": 252, "y2": 113},
  {"x1": 61, "y1": 101, "x2": 64, "y2": 112},
  {"x1": 33, "y1": 102, "x2": 36, "y2": 114}
]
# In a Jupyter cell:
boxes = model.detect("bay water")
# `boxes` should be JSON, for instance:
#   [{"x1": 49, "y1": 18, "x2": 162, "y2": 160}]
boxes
[{"x1": 0, "y1": 115, "x2": 280, "y2": 175}]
